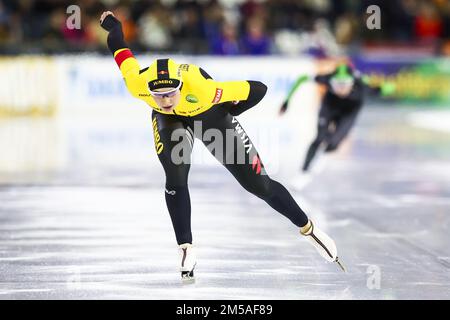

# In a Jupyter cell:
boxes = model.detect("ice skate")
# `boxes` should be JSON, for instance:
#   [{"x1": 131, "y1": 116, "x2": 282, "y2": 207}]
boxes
[
  {"x1": 179, "y1": 243, "x2": 197, "y2": 283},
  {"x1": 300, "y1": 220, "x2": 346, "y2": 272}
]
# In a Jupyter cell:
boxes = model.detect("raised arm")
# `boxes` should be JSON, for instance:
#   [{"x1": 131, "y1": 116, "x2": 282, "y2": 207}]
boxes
[
  {"x1": 279, "y1": 74, "x2": 309, "y2": 115},
  {"x1": 100, "y1": 11, "x2": 146, "y2": 97}
]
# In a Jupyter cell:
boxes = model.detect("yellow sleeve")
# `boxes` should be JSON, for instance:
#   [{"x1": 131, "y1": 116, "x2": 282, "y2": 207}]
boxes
[
  {"x1": 113, "y1": 49, "x2": 148, "y2": 99},
  {"x1": 211, "y1": 80, "x2": 250, "y2": 104}
]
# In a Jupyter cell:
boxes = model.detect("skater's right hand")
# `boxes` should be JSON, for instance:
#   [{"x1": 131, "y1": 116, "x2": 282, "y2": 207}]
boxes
[
  {"x1": 279, "y1": 101, "x2": 288, "y2": 116},
  {"x1": 100, "y1": 11, "x2": 121, "y2": 32}
]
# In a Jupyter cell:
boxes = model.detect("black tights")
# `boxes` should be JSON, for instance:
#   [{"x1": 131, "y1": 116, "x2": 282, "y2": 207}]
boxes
[
  {"x1": 152, "y1": 104, "x2": 309, "y2": 245},
  {"x1": 303, "y1": 104, "x2": 360, "y2": 171}
]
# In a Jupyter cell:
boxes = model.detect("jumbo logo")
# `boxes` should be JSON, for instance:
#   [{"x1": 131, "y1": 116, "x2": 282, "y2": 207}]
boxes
[
  {"x1": 152, "y1": 79, "x2": 174, "y2": 86},
  {"x1": 152, "y1": 117, "x2": 164, "y2": 154},
  {"x1": 212, "y1": 88, "x2": 223, "y2": 104}
]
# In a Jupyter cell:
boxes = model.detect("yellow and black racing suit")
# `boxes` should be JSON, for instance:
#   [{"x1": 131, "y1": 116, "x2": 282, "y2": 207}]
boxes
[{"x1": 102, "y1": 14, "x2": 309, "y2": 244}]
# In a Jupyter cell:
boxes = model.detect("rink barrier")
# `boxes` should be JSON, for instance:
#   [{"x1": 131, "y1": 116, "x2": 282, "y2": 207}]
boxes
[
  {"x1": 55, "y1": 55, "x2": 317, "y2": 117},
  {"x1": 0, "y1": 56, "x2": 59, "y2": 117},
  {"x1": 1, "y1": 55, "x2": 449, "y2": 119}
]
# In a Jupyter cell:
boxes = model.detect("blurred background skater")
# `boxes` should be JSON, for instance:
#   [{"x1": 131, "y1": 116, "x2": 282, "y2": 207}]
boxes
[{"x1": 279, "y1": 62, "x2": 396, "y2": 182}]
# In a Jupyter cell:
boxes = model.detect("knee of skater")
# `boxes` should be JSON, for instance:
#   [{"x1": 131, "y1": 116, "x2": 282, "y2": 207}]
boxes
[
  {"x1": 164, "y1": 167, "x2": 190, "y2": 187},
  {"x1": 325, "y1": 143, "x2": 338, "y2": 152},
  {"x1": 165, "y1": 183, "x2": 189, "y2": 194},
  {"x1": 165, "y1": 178, "x2": 188, "y2": 189},
  {"x1": 242, "y1": 179, "x2": 271, "y2": 199}
]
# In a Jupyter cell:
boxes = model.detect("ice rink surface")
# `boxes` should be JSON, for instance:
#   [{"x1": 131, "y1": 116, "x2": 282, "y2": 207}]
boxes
[{"x1": 1, "y1": 105, "x2": 449, "y2": 300}]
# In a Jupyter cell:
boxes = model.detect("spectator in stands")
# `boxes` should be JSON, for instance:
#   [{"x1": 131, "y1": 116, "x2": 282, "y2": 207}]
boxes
[
  {"x1": 137, "y1": 2, "x2": 173, "y2": 51},
  {"x1": 414, "y1": 2, "x2": 443, "y2": 42},
  {"x1": 241, "y1": 16, "x2": 271, "y2": 55},
  {"x1": 0, "y1": 0, "x2": 448, "y2": 55},
  {"x1": 0, "y1": 1, "x2": 12, "y2": 42},
  {"x1": 174, "y1": 2, "x2": 208, "y2": 54},
  {"x1": 202, "y1": 0, "x2": 225, "y2": 49},
  {"x1": 211, "y1": 21, "x2": 240, "y2": 55}
]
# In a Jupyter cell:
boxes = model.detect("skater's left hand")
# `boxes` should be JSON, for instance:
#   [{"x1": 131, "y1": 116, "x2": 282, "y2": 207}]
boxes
[{"x1": 279, "y1": 101, "x2": 288, "y2": 116}]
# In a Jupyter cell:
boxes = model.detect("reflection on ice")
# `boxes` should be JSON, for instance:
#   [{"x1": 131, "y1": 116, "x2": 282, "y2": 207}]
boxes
[{"x1": 0, "y1": 106, "x2": 449, "y2": 299}]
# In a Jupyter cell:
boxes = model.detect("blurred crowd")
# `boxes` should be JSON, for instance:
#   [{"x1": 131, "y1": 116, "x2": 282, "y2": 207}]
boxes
[{"x1": 0, "y1": 0, "x2": 449, "y2": 56}]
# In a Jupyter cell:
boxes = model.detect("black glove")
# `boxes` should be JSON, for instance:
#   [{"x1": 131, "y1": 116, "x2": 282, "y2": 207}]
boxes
[
  {"x1": 279, "y1": 100, "x2": 288, "y2": 115},
  {"x1": 102, "y1": 14, "x2": 126, "y2": 54},
  {"x1": 101, "y1": 14, "x2": 121, "y2": 32}
]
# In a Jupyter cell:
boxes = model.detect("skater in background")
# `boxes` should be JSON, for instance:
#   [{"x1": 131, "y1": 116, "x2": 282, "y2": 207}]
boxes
[
  {"x1": 279, "y1": 63, "x2": 396, "y2": 172},
  {"x1": 100, "y1": 11, "x2": 345, "y2": 283}
]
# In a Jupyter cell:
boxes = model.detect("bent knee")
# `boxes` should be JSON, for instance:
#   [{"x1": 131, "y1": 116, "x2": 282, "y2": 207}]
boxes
[
  {"x1": 241, "y1": 176, "x2": 272, "y2": 199},
  {"x1": 164, "y1": 165, "x2": 190, "y2": 187}
]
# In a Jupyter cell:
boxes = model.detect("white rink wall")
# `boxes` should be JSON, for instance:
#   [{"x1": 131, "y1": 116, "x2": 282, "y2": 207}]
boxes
[{"x1": 0, "y1": 55, "x2": 321, "y2": 180}]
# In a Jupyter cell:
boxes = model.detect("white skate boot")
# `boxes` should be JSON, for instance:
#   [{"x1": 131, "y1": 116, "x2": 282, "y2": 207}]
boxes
[
  {"x1": 179, "y1": 243, "x2": 197, "y2": 283},
  {"x1": 300, "y1": 220, "x2": 346, "y2": 272}
]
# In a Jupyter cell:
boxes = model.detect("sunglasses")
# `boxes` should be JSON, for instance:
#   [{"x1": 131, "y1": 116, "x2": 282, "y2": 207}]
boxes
[
  {"x1": 149, "y1": 82, "x2": 182, "y2": 98},
  {"x1": 330, "y1": 78, "x2": 354, "y2": 89}
]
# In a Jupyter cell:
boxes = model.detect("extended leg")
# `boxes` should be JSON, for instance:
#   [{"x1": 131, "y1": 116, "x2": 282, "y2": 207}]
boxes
[
  {"x1": 198, "y1": 110, "x2": 343, "y2": 270},
  {"x1": 200, "y1": 112, "x2": 309, "y2": 227},
  {"x1": 302, "y1": 107, "x2": 331, "y2": 171},
  {"x1": 325, "y1": 107, "x2": 360, "y2": 152},
  {"x1": 152, "y1": 111, "x2": 194, "y2": 245}
]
